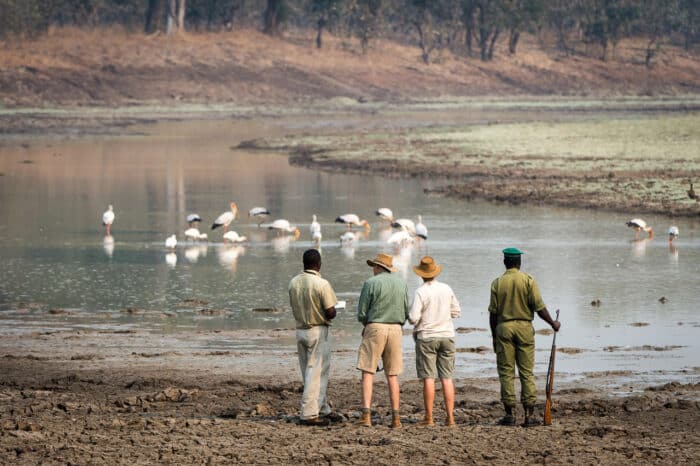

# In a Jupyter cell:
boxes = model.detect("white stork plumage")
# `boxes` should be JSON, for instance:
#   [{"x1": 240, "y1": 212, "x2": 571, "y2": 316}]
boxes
[
  {"x1": 335, "y1": 214, "x2": 370, "y2": 231},
  {"x1": 248, "y1": 207, "x2": 271, "y2": 226},
  {"x1": 376, "y1": 208, "x2": 394, "y2": 222},
  {"x1": 186, "y1": 213, "x2": 202, "y2": 228},
  {"x1": 415, "y1": 215, "x2": 428, "y2": 240},
  {"x1": 269, "y1": 219, "x2": 301, "y2": 238},
  {"x1": 165, "y1": 234, "x2": 177, "y2": 250},
  {"x1": 340, "y1": 231, "x2": 359, "y2": 246},
  {"x1": 102, "y1": 205, "x2": 115, "y2": 235},
  {"x1": 211, "y1": 202, "x2": 238, "y2": 232},
  {"x1": 626, "y1": 218, "x2": 653, "y2": 239},
  {"x1": 310, "y1": 215, "x2": 322, "y2": 243},
  {"x1": 668, "y1": 226, "x2": 679, "y2": 243},
  {"x1": 387, "y1": 230, "x2": 413, "y2": 248},
  {"x1": 223, "y1": 230, "x2": 247, "y2": 243},
  {"x1": 391, "y1": 218, "x2": 416, "y2": 235},
  {"x1": 185, "y1": 227, "x2": 203, "y2": 242}
]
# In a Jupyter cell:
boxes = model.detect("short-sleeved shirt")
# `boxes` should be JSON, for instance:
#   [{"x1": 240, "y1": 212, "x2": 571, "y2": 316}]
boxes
[
  {"x1": 288, "y1": 270, "x2": 337, "y2": 329},
  {"x1": 488, "y1": 268, "x2": 546, "y2": 323},
  {"x1": 409, "y1": 280, "x2": 461, "y2": 339},
  {"x1": 357, "y1": 271, "x2": 409, "y2": 326}
]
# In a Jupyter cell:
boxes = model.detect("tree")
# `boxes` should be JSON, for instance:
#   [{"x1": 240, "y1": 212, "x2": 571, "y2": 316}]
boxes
[
  {"x1": 503, "y1": 0, "x2": 545, "y2": 54},
  {"x1": 263, "y1": 0, "x2": 287, "y2": 35},
  {"x1": 473, "y1": 0, "x2": 505, "y2": 61},
  {"x1": 145, "y1": 0, "x2": 165, "y2": 33},
  {"x1": 165, "y1": 0, "x2": 186, "y2": 34},
  {"x1": 349, "y1": 0, "x2": 383, "y2": 54},
  {"x1": 581, "y1": 0, "x2": 639, "y2": 61},
  {"x1": 638, "y1": 0, "x2": 680, "y2": 67},
  {"x1": 309, "y1": 0, "x2": 344, "y2": 48}
]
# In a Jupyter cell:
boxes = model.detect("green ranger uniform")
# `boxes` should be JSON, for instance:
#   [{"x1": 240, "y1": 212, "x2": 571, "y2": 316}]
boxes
[{"x1": 488, "y1": 249, "x2": 546, "y2": 408}]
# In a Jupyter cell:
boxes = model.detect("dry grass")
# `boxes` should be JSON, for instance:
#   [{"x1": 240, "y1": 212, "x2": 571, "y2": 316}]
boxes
[{"x1": 0, "y1": 27, "x2": 699, "y2": 107}]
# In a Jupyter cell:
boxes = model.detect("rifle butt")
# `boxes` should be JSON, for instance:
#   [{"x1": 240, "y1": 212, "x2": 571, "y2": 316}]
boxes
[{"x1": 543, "y1": 398, "x2": 552, "y2": 426}]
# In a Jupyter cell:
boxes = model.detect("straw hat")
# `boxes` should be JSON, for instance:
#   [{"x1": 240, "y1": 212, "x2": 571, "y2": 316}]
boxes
[
  {"x1": 413, "y1": 256, "x2": 442, "y2": 279},
  {"x1": 366, "y1": 253, "x2": 397, "y2": 272}
]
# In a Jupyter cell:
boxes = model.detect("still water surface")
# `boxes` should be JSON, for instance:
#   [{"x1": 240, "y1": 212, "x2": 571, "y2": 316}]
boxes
[{"x1": 1, "y1": 118, "x2": 698, "y2": 381}]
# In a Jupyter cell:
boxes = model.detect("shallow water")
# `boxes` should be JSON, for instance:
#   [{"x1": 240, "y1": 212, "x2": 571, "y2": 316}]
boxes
[{"x1": 1, "y1": 118, "x2": 699, "y2": 381}]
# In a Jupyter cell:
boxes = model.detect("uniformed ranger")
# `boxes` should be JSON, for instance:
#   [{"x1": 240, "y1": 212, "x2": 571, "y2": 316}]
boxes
[{"x1": 488, "y1": 248, "x2": 561, "y2": 427}]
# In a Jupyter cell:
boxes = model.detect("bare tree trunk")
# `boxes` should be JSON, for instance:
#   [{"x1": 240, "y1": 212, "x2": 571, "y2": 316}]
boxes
[
  {"x1": 316, "y1": 18, "x2": 326, "y2": 48},
  {"x1": 145, "y1": 0, "x2": 164, "y2": 33},
  {"x1": 225, "y1": 0, "x2": 244, "y2": 31},
  {"x1": 487, "y1": 28, "x2": 499, "y2": 60},
  {"x1": 177, "y1": 0, "x2": 186, "y2": 32},
  {"x1": 263, "y1": 0, "x2": 281, "y2": 35},
  {"x1": 508, "y1": 29, "x2": 520, "y2": 54},
  {"x1": 166, "y1": 0, "x2": 176, "y2": 34}
]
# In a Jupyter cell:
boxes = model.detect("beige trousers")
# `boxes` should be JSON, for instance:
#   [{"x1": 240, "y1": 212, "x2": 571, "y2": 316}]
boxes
[{"x1": 297, "y1": 325, "x2": 332, "y2": 419}]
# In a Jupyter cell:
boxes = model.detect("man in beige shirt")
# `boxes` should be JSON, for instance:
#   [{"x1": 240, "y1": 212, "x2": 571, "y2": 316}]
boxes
[
  {"x1": 408, "y1": 256, "x2": 461, "y2": 427},
  {"x1": 288, "y1": 249, "x2": 338, "y2": 426}
]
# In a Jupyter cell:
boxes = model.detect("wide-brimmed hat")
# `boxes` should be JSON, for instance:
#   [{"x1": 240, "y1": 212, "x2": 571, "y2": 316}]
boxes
[
  {"x1": 413, "y1": 256, "x2": 442, "y2": 278},
  {"x1": 367, "y1": 253, "x2": 397, "y2": 272}
]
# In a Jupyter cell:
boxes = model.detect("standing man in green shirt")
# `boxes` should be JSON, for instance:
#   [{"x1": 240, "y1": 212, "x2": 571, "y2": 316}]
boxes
[
  {"x1": 289, "y1": 249, "x2": 338, "y2": 426},
  {"x1": 356, "y1": 253, "x2": 409, "y2": 428},
  {"x1": 488, "y1": 248, "x2": 561, "y2": 427}
]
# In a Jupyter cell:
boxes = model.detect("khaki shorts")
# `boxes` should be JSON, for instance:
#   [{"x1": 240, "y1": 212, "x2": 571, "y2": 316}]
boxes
[
  {"x1": 356, "y1": 323, "x2": 403, "y2": 376},
  {"x1": 415, "y1": 337, "x2": 455, "y2": 379}
]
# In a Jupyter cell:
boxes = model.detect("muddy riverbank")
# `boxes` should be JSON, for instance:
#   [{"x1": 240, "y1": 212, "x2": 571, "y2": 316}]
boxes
[{"x1": 1, "y1": 331, "x2": 698, "y2": 465}]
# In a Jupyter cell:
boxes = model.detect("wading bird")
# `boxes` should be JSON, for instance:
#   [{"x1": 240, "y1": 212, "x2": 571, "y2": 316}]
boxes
[
  {"x1": 223, "y1": 230, "x2": 247, "y2": 243},
  {"x1": 376, "y1": 208, "x2": 394, "y2": 223},
  {"x1": 391, "y1": 218, "x2": 416, "y2": 235},
  {"x1": 269, "y1": 219, "x2": 301, "y2": 238},
  {"x1": 212, "y1": 202, "x2": 238, "y2": 232},
  {"x1": 185, "y1": 227, "x2": 206, "y2": 242},
  {"x1": 165, "y1": 234, "x2": 177, "y2": 250},
  {"x1": 310, "y1": 215, "x2": 322, "y2": 243},
  {"x1": 186, "y1": 213, "x2": 202, "y2": 228},
  {"x1": 668, "y1": 226, "x2": 679, "y2": 243},
  {"x1": 248, "y1": 207, "x2": 271, "y2": 226},
  {"x1": 415, "y1": 215, "x2": 428, "y2": 241},
  {"x1": 626, "y1": 218, "x2": 653, "y2": 240},
  {"x1": 335, "y1": 213, "x2": 370, "y2": 231},
  {"x1": 102, "y1": 205, "x2": 115, "y2": 235}
]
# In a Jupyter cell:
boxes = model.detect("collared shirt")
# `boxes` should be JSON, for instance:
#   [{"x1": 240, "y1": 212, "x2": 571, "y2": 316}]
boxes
[
  {"x1": 488, "y1": 268, "x2": 546, "y2": 323},
  {"x1": 357, "y1": 271, "x2": 409, "y2": 326},
  {"x1": 288, "y1": 269, "x2": 337, "y2": 329},
  {"x1": 409, "y1": 280, "x2": 461, "y2": 339}
]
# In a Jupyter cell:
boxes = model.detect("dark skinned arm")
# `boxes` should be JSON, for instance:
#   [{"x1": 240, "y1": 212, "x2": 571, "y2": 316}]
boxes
[
  {"x1": 537, "y1": 308, "x2": 561, "y2": 332},
  {"x1": 324, "y1": 306, "x2": 337, "y2": 321}
]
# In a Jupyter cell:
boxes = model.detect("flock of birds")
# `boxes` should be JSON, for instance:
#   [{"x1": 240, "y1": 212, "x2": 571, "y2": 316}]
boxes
[
  {"x1": 101, "y1": 202, "x2": 682, "y2": 269},
  {"x1": 100, "y1": 202, "x2": 430, "y2": 266},
  {"x1": 625, "y1": 218, "x2": 680, "y2": 244}
]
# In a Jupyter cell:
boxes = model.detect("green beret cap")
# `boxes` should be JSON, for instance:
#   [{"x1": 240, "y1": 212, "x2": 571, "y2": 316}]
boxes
[{"x1": 502, "y1": 247, "x2": 524, "y2": 257}]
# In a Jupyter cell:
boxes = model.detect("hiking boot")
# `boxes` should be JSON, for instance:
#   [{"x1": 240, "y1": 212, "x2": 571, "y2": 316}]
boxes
[
  {"x1": 299, "y1": 416, "x2": 330, "y2": 426},
  {"x1": 390, "y1": 415, "x2": 402, "y2": 429},
  {"x1": 356, "y1": 410, "x2": 371, "y2": 427},
  {"x1": 522, "y1": 416, "x2": 542, "y2": 428},
  {"x1": 497, "y1": 414, "x2": 516, "y2": 426},
  {"x1": 522, "y1": 405, "x2": 541, "y2": 427},
  {"x1": 445, "y1": 416, "x2": 456, "y2": 428}
]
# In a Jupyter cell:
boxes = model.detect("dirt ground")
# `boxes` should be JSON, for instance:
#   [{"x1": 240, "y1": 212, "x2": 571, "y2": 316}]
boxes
[{"x1": 1, "y1": 343, "x2": 698, "y2": 465}]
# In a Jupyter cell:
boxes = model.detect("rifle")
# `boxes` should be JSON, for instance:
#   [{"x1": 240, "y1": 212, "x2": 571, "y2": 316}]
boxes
[{"x1": 543, "y1": 309, "x2": 560, "y2": 426}]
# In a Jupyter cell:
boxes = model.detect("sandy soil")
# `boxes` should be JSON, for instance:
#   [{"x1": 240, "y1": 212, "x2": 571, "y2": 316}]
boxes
[{"x1": 1, "y1": 329, "x2": 698, "y2": 465}]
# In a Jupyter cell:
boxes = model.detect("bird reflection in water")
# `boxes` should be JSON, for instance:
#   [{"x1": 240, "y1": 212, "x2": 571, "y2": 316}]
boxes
[
  {"x1": 103, "y1": 235, "x2": 114, "y2": 258},
  {"x1": 217, "y1": 245, "x2": 245, "y2": 271},
  {"x1": 630, "y1": 238, "x2": 650, "y2": 258},
  {"x1": 271, "y1": 235, "x2": 294, "y2": 254},
  {"x1": 392, "y1": 242, "x2": 414, "y2": 280},
  {"x1": 185, "y1": 245, "x2": 208, "y2": 263},
  {"x1": 165, "y1": 252, "x2": 177, "y2": 268}
]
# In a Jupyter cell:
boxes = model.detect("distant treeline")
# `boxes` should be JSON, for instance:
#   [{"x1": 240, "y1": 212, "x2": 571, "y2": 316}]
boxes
[{"x1": 1, "y1": 1, "x2": 698, "y2": 65}]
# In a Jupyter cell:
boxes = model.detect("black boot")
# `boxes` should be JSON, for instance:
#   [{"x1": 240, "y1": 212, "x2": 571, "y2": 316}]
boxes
[
  {"x1": 522, "y1": 405, "x2": 542, "y2": 427},
  {"x1": 497, "y1": 404, "x2": 516, "y2": 426}
]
